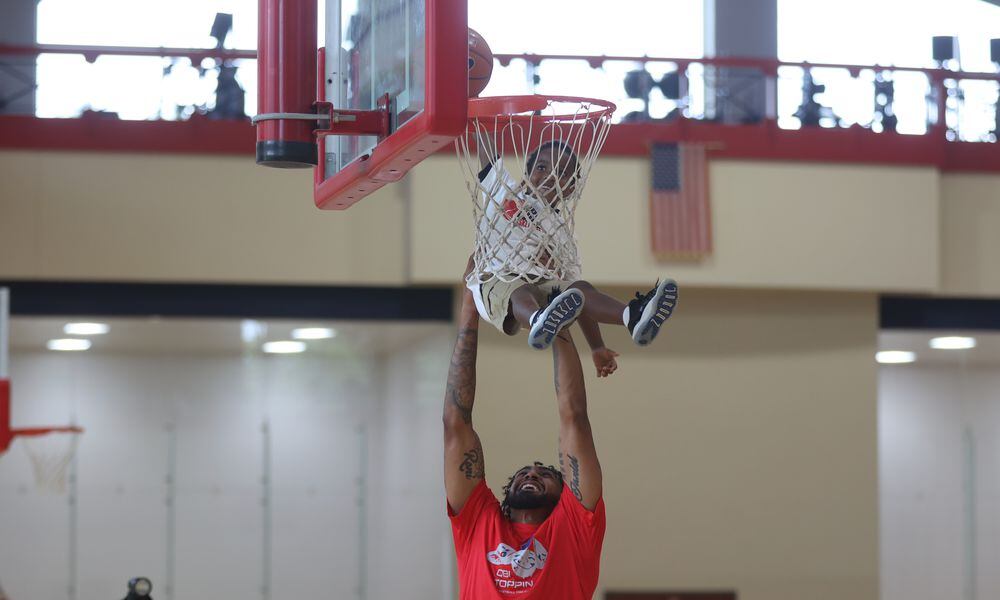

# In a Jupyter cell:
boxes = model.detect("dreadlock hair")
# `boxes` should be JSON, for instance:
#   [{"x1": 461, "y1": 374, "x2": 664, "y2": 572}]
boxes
[{"x1": 500, "y1": 461, "x2": 564, "y2": 520}]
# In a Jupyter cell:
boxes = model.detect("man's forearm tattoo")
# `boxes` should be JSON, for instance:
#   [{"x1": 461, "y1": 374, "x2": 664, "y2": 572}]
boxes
[
  {"x1": 552, "y1": 340, "x2": 561, "y2": 393},
  {"x1": 567, "y1": 454, "x2": 583, "y2": 502},
  {"x1": 445, "y1": 327, "x2": 478, "y2": 424},
  {"x1": 459, "y1": 442, "x2": 484, "y2": 480},
  {"x1": 446, "y1": 386, "x2": 472, "y2": 424}
]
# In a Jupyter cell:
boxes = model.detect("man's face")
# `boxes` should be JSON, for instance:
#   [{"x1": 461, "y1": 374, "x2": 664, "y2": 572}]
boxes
[
  {"x1": 506, "y1": 465, "x2": 562, "y2": 511},
  {"x1": 527, "y1": 152, "x2": 578, "y2": 203}
]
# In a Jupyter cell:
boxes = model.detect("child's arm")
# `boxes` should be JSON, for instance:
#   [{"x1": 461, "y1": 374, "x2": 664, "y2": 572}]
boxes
[{"x1": 577, "y1": 315, "x2": 619, "y2": 378}]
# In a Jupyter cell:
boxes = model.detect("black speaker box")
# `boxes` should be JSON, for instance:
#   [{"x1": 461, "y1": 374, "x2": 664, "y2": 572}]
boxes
[{"x1": 932, "y1": 36, "x2": 958, "y2": 63}]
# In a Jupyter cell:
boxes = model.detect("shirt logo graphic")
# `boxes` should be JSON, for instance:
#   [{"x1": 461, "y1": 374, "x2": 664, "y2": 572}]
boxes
[
  {"x1": 487, "y1": 537, "x2": 548, "y2": 578},
  {"x1": 501, "y1": 198, "x2": 538, "y2": 228}
]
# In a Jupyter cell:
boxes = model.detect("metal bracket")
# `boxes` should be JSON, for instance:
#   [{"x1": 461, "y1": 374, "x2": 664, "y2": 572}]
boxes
[
  {"x1": 250, "y1": 112, "x2": 330, "y2": 125},
  {"x1": 314, "y1": 93, "x2": 391, "y2": 139},
  {"x1": 250, "y1": 94, "x2": 392, "y2": 140}
]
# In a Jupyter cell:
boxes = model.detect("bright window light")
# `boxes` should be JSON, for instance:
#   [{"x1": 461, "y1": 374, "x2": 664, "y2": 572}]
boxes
[
  {"x1": 777, "y1": 0, "x2": 1000, "y2": 137},
  {"x1": 63, "y1": 322, "x2": 110, "y2": 335},
  {"x1": 262, "y1": 340, "x2": 306, "y2": 354},
  {"x1": 35, "y1": 0, "x2": 261, "y2": 119},
  {"x1": 876, "y1": 350, "x2": 916, "y2": 364},
  {"x1": 929, "y1": 336, "x2": 977, "y2": 350},
  {"x1": 292, "y1": 327, "x2": 336, "y2": 340},
  {"x1": 47, "y1": 338, "x2": 92, "y2": 352},
  {"x1": 241, "y1": 319, "x2": 266, "y2": 344},
  {"x1": 470, "y1": 0, "x2": 704, "y2": 57}
]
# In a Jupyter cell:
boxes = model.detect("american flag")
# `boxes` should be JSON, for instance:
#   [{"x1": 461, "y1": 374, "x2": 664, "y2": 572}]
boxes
[{"x1": 650, "y1": 143, "x2": 712, "y2": 258}]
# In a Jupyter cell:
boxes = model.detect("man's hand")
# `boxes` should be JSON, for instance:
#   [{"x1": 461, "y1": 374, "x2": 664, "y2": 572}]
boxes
[{"x1": 591, "y1": 347, "x2": 619, "y2": 378}]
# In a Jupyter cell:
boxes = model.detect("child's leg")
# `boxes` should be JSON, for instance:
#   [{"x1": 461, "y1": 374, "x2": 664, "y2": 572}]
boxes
[
  {"x1": 569, "y1": 280, "x2": 626, "y2": 326},
  {"x1": 506, "y1": 284, "x2": 546, "y2": 333},
  {"x1": 521, "y1": 282, "x2": 586, "y2": 350}
]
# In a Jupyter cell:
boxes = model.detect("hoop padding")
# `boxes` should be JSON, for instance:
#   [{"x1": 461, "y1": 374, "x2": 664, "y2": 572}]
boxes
[{"x1": 458, "y1": 96, "x2": 615, "y2": 285}]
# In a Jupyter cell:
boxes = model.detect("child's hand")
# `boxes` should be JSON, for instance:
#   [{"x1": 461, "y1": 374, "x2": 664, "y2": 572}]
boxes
[{"x1": 591, "y1": 347, "x2": 619, "y2": 378}]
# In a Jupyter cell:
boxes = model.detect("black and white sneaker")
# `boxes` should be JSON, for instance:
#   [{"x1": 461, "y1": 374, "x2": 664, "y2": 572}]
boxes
[
  {"x1": 624, "y1": 278, "x2": 678, "y2": 346},
  {"x1": 528, "y1": 288, "x2": 586, "y2": 350}
]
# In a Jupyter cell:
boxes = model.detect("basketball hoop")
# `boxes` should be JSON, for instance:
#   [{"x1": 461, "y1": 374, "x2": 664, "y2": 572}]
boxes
[
  {"x1": 456, "y1": 95, "x2": 615, "y2": 285},
  {"x1": 2, "y1": 376, "x2": 83, "y2": 493},
  {"x1": 0, "y1": 291, "x2": 84, "y2": 494},
  {"x1": 19, "y1": 427, "x2": 81, "y2": 494}
]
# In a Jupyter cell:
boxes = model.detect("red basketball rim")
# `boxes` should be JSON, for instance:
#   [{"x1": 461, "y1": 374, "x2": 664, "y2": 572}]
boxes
[{"x1": 468, "y1": 95, "x2": 616, "y2": 123}]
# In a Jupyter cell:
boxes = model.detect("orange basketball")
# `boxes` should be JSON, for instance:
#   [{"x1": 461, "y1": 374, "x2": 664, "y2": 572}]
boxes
[{"x1": 468, "y1": 28, "x2": 494, "y2": 97}]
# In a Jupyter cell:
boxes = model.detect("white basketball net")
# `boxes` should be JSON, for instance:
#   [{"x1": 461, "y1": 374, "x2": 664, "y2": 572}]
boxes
[
  {"x1": 21, "y1": 431, "x2": 79, "y2": 494},
  {"x1": 457, "y1": 96, "x2": 614, "y2": 285}
]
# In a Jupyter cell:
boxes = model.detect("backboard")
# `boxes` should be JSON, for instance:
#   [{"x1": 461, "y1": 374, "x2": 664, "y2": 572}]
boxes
[
  {"x1": 255, "y1": 0, "x2": 467, "y2": 210},
  {"x1": 317, "y1": 0, "x2": 466, "y2": 209}
]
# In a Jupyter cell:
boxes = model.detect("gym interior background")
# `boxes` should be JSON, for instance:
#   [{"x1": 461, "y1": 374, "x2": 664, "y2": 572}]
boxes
[{"x1": 1, "y1": 1, "x2": 999, "y2": 600}]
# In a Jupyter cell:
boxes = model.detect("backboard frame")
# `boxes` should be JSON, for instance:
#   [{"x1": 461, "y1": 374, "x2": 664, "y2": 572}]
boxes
[{"x1": 313, "y1": 0, "x2": 467, "y2": 210}]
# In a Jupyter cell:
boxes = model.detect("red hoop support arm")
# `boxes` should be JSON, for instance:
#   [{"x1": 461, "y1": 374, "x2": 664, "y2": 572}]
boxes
[
  {"x1": 9, "y1": 426, "x2": 84, "y2": 437},
  {"x1": 0, "y1": 379, "x2": 83, "y2": 454}
]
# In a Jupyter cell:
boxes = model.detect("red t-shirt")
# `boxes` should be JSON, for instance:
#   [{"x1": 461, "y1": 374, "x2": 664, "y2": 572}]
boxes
[{"x1": 448, "y1": 480, "x2": 606, "y2": 599}]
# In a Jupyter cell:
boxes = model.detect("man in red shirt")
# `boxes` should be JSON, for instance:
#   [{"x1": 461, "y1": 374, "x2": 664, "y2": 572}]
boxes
[{"x1": 444, "y1": 284, "x2": 606, "y2": 599}]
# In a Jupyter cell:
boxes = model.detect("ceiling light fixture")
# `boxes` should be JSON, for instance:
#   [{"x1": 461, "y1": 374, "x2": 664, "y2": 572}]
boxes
[
  {"x1": 262, "y1": 340, "x2": 306, "y2": 354},
  {"x1": 929, "y1": 336, "x2": 976, "y2": 350},
  {"x1": 47, "y1": 339, "x2": 92, "y2": 352},
  {"x1": 876, "y1": 350, "x2": 916, "y2": 364},
  {"x1": 292, "y1": 327, "x2": 336, "y2": 340},
  {"x1": 63, "y1": 322, "x2": 109, "y2": 335}
]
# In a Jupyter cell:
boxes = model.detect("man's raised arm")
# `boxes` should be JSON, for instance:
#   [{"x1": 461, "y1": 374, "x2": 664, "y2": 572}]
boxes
[
  {"x1": 443, "y1": 286, "x2": 486, "y2": 513},
  {"x1": 553, "y1": 331, "x2": 603, "y2": 511}
]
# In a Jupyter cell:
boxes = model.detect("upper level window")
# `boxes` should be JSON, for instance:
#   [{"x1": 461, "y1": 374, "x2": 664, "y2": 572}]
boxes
[
  {"x1": 37, "y1": 0, "x2": 258, "y2": 48},
  {"x1": 32, "y1": 0, "x2": 703, "y2": 120},
  {"x1": 469, "y1": 0, "x2": 704, "y2": 120},
  {"x1": 776, "y1": 0, "x2": 1000, "y2": 138},
  {"x1": 470, "y1": 0, "x2": 704, "y2": 58},
  {"x1": 28, "y1": 0, "x2": 995, "y2": 140},
  {"x1": 778, "y1": 0, "x2": 1000, "y2": 72},
  {"x1": 35, "y1": 0, "x2": 258, "y2": 119}
]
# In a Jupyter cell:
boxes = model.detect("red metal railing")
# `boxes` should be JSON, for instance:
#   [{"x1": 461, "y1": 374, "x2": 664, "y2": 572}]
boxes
[
  {"x1": 494, "y1": 52, "x2": 1000, "y2": 81},
  {"x1": 0, "y1": 44, "x2": 997, "y2": 170},
  {"x1": 492, "y1": 52, "x2": 999, "y2": 143},
  {"x1": 0, "y1": 43, "x2": 256, "y2": 63}
]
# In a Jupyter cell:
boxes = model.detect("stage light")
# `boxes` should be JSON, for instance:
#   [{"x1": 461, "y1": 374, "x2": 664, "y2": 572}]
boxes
[
  {"x1": 624, "y1": 69, "x2": 655, "y2": 100},
  {"x1": 794, "y1": 70, "x2": 838, "y2": 128},
  {"x1": 873, "y1": 73, "x2": 897, "y2": 133}
]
